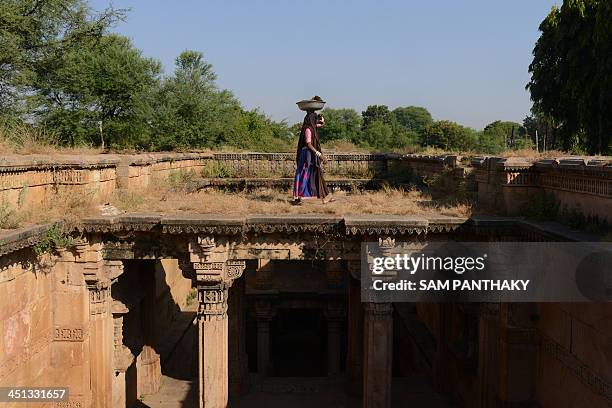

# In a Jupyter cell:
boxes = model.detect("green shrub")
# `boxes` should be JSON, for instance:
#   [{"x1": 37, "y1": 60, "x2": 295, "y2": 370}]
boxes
[{"x1": 33, "y1": 224, "x2": 74, "y2": 255}]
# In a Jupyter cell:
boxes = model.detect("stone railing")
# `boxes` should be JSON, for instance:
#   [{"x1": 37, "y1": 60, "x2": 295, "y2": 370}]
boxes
[
  {"x1": 0, "y1": 152, "x2": 391, "y2": 209},
  {"x1": 1, "y1": 152, "x2": 611, "y2": 224},
  {"x1": 473, "y1": 156, "x2": 612, "y2": 222}
]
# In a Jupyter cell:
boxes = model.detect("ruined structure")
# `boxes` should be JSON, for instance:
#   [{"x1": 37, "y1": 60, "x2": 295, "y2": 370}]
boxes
[{"x1": 0, "y1": 153, "x2": 610, "y2": 407}]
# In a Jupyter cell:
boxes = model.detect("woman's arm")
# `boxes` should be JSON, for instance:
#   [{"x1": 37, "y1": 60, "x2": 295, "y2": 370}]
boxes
[{"x1": 305, "y1": 128, "x2": 321, "y2": 157}]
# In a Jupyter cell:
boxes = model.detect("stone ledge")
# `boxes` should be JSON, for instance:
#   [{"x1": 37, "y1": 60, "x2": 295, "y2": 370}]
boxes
[
  {"x1": 0, "y1": 223, "x2": 53, "y2": 256},
  {"x1": 2, "y1": 215, "x2": 606, "y2": 258}
]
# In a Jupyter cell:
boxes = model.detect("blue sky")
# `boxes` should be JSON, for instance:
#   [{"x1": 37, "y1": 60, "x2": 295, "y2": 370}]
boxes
[{"x1": 91, "y1": 0, "x2": 559, "y2": 129}]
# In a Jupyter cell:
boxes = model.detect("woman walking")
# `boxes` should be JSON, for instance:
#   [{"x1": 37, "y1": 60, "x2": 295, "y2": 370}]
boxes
[{"x1": 292, "y1": 111, "x2": 334, "y2": 204}]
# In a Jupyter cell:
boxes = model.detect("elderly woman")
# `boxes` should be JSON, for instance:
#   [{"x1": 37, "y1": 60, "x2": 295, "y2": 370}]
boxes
[{"x1": 292, "y1": 111, "x2": 334, "y2": 204}]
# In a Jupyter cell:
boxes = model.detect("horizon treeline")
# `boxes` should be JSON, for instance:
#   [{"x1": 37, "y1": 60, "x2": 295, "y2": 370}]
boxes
[{"x1": 1, "y1": 0, "x2": 609, "y2": 154}]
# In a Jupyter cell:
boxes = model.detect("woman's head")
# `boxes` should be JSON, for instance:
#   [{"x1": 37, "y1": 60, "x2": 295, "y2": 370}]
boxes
[{"x1": 303, "y1": 111, "x2": 318, "y2": 129}]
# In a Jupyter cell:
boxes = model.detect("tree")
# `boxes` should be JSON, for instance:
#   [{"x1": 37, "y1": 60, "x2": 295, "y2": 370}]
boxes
[
  {"x1": 360, "y1": 119, "x2": 393, "y2": 149},
  {"x1": 423, "y1": 120, "x2": 478, "y2": 151},
  {"x1": 151, "y1": 50, "x2": 291, "y2": 152},
  {"x1": 361, "y1": 105, "x2": 393, "y2": 129},
  {"x1": 151, "y1": 50, "x2": 241, "y2": 150},
  {"x1": 527, "y1": 0, "x2": 612, "y2": 154},
  {"x1": 317, "y1": 108, "x2": 362, "y2": 142},
  {"x1": 392, "y1": 106, "x2": 433, "y2": 134},
  {"x1": 34, "y1": 34, "x2": 161, "y2": 148},
  {"x1": 0, "y1": 0, "x2": 125, "y2": 115},
  {"x1": 480, "y1": 120, "x2": 527, "y2": 152}
]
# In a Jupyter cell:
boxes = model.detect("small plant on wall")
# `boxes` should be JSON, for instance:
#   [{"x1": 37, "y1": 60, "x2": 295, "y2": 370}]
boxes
[{"x1": 33, "y1": 224, "x2": 75, "y2": 255}]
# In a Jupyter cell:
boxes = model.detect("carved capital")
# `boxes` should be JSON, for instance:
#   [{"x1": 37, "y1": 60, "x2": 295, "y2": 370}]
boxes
[
  {"x1": 189, "y1": 236, "x2": 216, "y2": 262},
  {"x1": 198, "y1": 287, "x2": 228, "y2": 321},
  {"x1": 378, "y1": 236, "x2": 396, "y2": 249},
  {"x1": 192, "y1": 260, "x2": 245, "y2": 286}
]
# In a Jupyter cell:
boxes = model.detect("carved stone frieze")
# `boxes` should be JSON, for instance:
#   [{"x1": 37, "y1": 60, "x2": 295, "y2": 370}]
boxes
[
  {"x1": 53, "y1": 327, "x2": 85, "y2": 342},
  {"x1": 103, "y1": 241, "x2": 135, "y2": 259}
]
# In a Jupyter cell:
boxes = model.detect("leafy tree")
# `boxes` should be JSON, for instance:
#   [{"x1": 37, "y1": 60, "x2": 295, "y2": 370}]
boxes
[
  {"x1": 392, "y1": 106, "x2": 433, "y2": 134},
  {"x1": 361, "y1": 105, "x2": 393, "y2": 129},
  {"x1": 34, "y1": 34, "x2": 161, "y2": 147},
  {"x1": 527, "y1": 0, "x2": 612, "y2": 154},
  {"x1": 151, "y1": 51, "x2": 292, "y2": 152},
  {"x1": 359, "y1": 119, "x2": 394, "y2": 149},
  {"x1": 151, "y1": 50, "x2": 242, "y2": 150},
  {"x1": 480, "y1": 120, "x2": 526, "y2": 152},
  {"x1": 317, "y1": 108, "x2": 362, "y2": 143},
  {"x1": 0, "y1": 0, "x2": 125, "y2": 114},
  {"x1": 423, "y1": 120, "x2": 478, "y2": 151}
]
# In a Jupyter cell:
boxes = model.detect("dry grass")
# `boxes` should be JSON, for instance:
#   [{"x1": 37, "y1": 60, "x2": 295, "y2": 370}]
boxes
[
  {"x1": 106, "y1": 177, "x2": 472, "y2": 219},
  {"x1": 0, "y1": 121, "x2": 103, "y2": 155},
  {"x1": 2, "y1": 176, "x2": 472, "y2": 230}
]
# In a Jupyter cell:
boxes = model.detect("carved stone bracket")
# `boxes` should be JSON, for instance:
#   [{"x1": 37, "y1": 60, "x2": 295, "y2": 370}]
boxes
[{"x1": 111, "y1": 300, "x2": 133, "y2": 373}]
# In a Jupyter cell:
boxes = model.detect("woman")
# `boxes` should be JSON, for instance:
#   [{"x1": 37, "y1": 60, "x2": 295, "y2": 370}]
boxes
[{"x1": 292, "y1": 111, "x2": 334, "y2": 204}]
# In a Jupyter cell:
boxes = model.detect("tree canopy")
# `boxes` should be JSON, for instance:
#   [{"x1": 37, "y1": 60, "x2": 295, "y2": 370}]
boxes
[{"x1": 527, "y1": 0, "x2": 611, "y2": 154}]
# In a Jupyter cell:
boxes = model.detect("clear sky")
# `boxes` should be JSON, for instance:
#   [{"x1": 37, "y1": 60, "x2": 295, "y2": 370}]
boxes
[{"x1": 90, "y1": 0, "x2": 559, "y2": 129}]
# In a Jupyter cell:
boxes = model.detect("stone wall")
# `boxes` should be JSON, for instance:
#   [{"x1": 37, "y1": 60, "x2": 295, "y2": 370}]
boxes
[
  {"x1": 0, "y1": 249, "x2": 55, "y2": 401},
  {"x1": 474, "y1": 156, "x2": 612, "y2": 222},
  {"x1": 1, "y1": 152, "x2": 610, "y2": 224},
  {"x1": 537, "y1": 303, "x2": 612, "y2": 407},
  {"x1": 0, "y1": 228, "x2": 194, "y2": 407}
]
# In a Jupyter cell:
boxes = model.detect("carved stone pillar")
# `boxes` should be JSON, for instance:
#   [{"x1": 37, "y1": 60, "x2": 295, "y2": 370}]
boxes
[
  {"x1": 78, "y1": 239, "x2": 114, "y2": 408},
  {"x1": 112, "y1": 300, "x2": 134, "y2": 408},
  {"x1": 137, "y1": 268, "x2": 162, "y2": 396},
  {"x1": 363, "y1": 302, "x2": 393, "y2": 408},
  {"x1": 345, "y1": 261, "x2": 363, "y2": 395},
  {"x1": 198, "y1": 286, "x2": 230, "y2": 408},
  {"x1": 228, "y1": 277, "x2": 250, "y2": 397},
  {"x1": 186, "y1": 236, "x2": 246, "y2": 408},
  {"x1": 325, "y1": 301, "x2": 346, "y2": 376},
  {"x1": 254, "y1": 300, "x2": 276, "y2": 377}
]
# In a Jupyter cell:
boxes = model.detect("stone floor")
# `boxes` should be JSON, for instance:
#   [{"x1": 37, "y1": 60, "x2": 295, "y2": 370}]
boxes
[{"x1": 138, "y1": 374, "x2": 454, "y2": 408}]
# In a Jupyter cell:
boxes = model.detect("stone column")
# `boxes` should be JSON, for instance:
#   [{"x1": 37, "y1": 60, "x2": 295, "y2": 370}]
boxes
[
  {"x1": 186, "y1": 236, "x2": 246, "y2": 408},
  {"x1": 198, "y1": 286, "x2": 230, "y2": 408},
  {"x1": 363, "y1": 302, "x2": 393, "y2": 408},
  {"x1": 137, "y1": 267, "x2": 162, "y2": 396},
  {"x1": 229, "y1": 277, "x2": 250, "y2": 397},
  {"x1": 254, "y1": 300, "x2": 276, "y2": 377},
  {"x1": 325, "y1": 301, "x2": 346, "y2": 376},
  {"x1": 78, "y1": 239, "x2": 114, "y2": 408},
  {"x1": 345, "y1": 262, "x2": 364, "y2": 395},
  {"x1": 112, "y1": 300, "x2": 134, "y2": 408}
]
